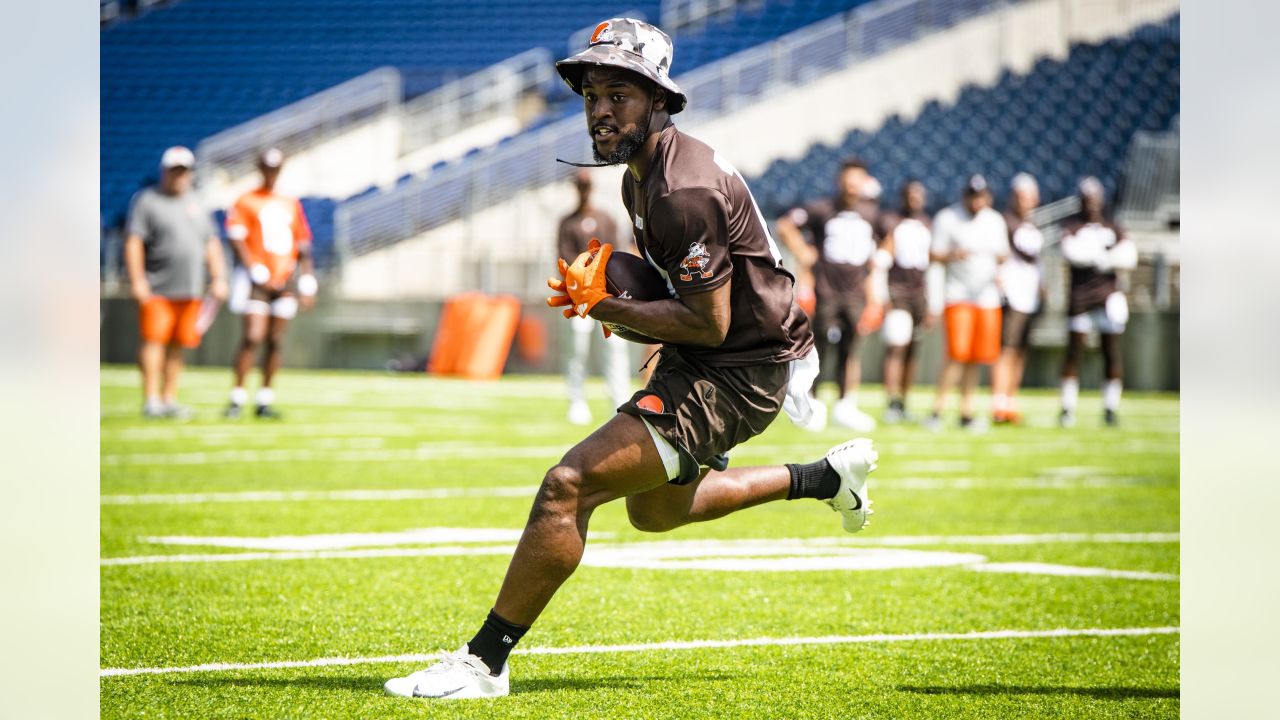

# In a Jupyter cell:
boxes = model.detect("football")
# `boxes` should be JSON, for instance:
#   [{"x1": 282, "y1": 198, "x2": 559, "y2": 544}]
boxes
[{"x1": 603, "y1": 252, "x2": 672, "y2": 344}]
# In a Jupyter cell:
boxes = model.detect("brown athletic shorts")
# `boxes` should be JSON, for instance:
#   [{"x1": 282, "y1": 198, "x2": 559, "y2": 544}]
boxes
[
  {"x1": 618, "y1": 348, "x2": 789, "y2": 485},
  {"x1": 813, "y1": 293, "x2": 866, "y2": 344},
  {"x1": 1001, "y1": 305, "x2": 1037, "y2": 350},
  {"x1": 889, "y1": 286, "x2": 928, "y2": 327}
]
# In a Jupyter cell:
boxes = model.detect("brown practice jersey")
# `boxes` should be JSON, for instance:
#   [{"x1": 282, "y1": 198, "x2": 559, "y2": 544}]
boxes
[
  {"x1": 784, "y1": 198, "x2": 880, "y2": 302},
  {"x1": 877, "y1": 210, "x2": 932, "y2": 306},
  {"x1": 621, "y1": 123, "x2": 813, "y2": 367},
  {"x1": 1060, "y1": 212, "x2": 1128, "y2": 316},
  {"x1": 557, "y1": 206, "x2": 624, "y2": 262}
]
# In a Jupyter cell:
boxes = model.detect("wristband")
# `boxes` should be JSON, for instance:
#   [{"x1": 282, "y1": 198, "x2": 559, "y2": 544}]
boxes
[
  {"x1": 297, "y1": 274, "x2": 318, "y2": 297},
  {"x1": 249, "y1": 263, "x2": 271, "y2": 285}
]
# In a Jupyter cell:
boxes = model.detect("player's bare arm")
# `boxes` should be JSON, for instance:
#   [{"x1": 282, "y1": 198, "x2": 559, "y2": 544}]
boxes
[
  {"x1": 123, "y1": 233, "x2": 150, "y2": 304},
  {"x1": 775, "y1": 214, "x2": 818, "y2": 268},
  {"x1": 205, "y1": 235, "x2": 228, "y2": 301},
  {"x1": 590, "y1": 280, "x2": 732, "y2": 347}
]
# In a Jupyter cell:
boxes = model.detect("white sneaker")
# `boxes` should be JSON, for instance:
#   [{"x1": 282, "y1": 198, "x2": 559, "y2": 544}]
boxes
[
  {"x1": 823, "y1": 438, "x2": 877, "y2": 533},
  {"x1": 384, "y1": 646, "x2": 509, "y2": 700},
  {"x1": 567, "y1": 400, "x2": 592, "y2": 426},
  {"x1": 800, "y1": 397, "x2": 828, "y2": 432},
  {"x1": 832, "y1": 399, "x2": 877, "y2": 432}
]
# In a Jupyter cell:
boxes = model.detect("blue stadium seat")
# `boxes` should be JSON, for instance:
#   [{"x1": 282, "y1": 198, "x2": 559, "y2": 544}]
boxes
[
  {"x1": 102, "y1": 0, "x2": 880, "y2": 226},
  {"x1": 751, "y1": 16, "x2": 1180, "y2": 215}
]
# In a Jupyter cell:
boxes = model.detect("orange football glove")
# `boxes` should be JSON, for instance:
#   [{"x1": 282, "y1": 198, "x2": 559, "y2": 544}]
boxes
[
  {"x1": 546, "y1": 257, "x2": 577, "y2": 319},
  {"x1": 857, "y1": 303, "x2": 885, "y2": 335},
  {"x1": 564, "y1": 238, "x2": 613, "y2": 318}
]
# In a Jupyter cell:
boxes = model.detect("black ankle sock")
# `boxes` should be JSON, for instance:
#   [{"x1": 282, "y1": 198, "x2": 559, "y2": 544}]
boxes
[
  {"x1": 466, "y1": 609, "x2": 530, "y2": 675},
  {"x1": 786, "y1": 459, "x2": 842, "y2": 500}
]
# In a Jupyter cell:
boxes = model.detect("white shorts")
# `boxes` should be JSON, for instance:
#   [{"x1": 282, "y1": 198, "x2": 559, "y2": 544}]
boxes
[
  {"x1": 229, "y1": 267, "x2": 299, "y2": 319},
  {"x1": 1069, "y1": 292, "x2": 1128, "y2": 335}
]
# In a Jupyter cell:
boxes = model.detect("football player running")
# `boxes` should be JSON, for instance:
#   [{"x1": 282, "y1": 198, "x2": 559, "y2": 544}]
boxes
[{"x1": 385, "y1": 18, "x2": 879, "y2": 701}]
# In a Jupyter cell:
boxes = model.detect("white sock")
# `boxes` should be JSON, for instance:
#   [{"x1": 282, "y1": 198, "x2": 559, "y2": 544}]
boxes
[
  {"x1": 230, "y1": 387, "x2": 248, "y2": 406},
  {"x1": 840, "y1": 392, "x2": 858, "y2": 407},
  {"x1": 256, "y1": 387, "x2": 275, "y2": 407},
  {"x1": 992, "y1": 394, "x2": 1009, "y2": 412},
  {"x1": 1103, "y1": 379, "x2": 1122, "y2": 411},
  {"x1": 144, "y1": 395, "x2": 163, "y2": 412},
  {"x1": 1061, "y1": 377, "x2": 1079, "y2": 413}
]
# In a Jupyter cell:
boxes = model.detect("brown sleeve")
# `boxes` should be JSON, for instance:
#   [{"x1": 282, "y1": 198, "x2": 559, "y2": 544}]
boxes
[{"x1": 648, "y1": 187, "x2": 733, "y2": 296}]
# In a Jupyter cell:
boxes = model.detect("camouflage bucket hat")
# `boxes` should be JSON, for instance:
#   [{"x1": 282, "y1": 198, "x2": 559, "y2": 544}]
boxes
[{"x1": 556, "y1": 18, "x2": 688, "y2": 114}]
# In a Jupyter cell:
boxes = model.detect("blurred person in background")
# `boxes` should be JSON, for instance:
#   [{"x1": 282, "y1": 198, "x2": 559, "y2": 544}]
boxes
[
  {"x1": 876, "y1": 180, "x2": 933, "y2": 423},
  {"x1": 558, "y1": 170, "x2": 634, "y2": 425},
  {"x1": 124, "y1": 146, "x2": 228, "y2": 418},
  {"x1": 991, "y1": 173, "x2": 1044, "y2": 424},
  {"x1": 223, "y1": 148, "x2": 316, "y2": 419},
  {"x1": 1058, "y1": 176, "x2": 1136, "y2": 427},
  {"x1": 925, "y1": 174, "x2": 1008, "y2": 431},
  {"x1": 776, "y1": 158, "x2": 881, "y2": 432}
]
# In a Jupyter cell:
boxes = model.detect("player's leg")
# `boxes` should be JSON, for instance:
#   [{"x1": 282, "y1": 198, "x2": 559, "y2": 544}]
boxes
[
  {"x1": 1100, "y1": 331, "x2": 1124, "y2": 426},
  {"x1": 1060, "y1": 320, "x2": 1087, "y2": 427},
  {"x1": 228, "y1": 309, "x2": 268, "y2": 417},
  {"x1": 963, "y1": 306, "x2": 1001, "y2": 426},
  {"x1": 625, "y1": 438, "x2": 875, "y2": 534},
  {"x1": 160, "y1": 342, "x2": 185, "y2": 413},
  {"x1": 565, "y1": 315, "x2": 593, "y2": 424},
  {"x1": 929, "y1": 304, "x2": 970, "y2": 427},
  {"x1": 991, "y1": 314, "x2": 1013, "y2": 423},
  {"x1": 255, "y1": 305, "x2": 293, "y2": 418},
  {"x1": 492, "y1": 412, "x2": 667, "y2": 624},
  {"x1": 137, "y1": 298, "x2": 169, "y2": 417},
  {"x1": 958, "y1": 362, "x2": 980, "y2": 424},
  {"x1": 386, "y1": 412, "x2": 670, "y2": 700},
  {"x1": 881, "y1": 306, "x2": 914, "y2": 422},
  {"x1": 832, "y1": 305, "x2": 875, "y2": 431},
  {"x1": 602, "y1": 332, "x2": 633, "y2": 409}
]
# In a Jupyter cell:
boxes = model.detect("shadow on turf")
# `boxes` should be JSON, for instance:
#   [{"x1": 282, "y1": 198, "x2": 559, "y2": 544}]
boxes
[
  {"x1": 173, "y1": 673, "x2": 734, "y2": 694},
  {"x1": 899, "y1": 684, "x2": 1179, "y2": 700}
]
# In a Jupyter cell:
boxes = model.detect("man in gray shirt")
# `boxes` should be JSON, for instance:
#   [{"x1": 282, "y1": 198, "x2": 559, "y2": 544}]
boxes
[{"x1": 124, "y1": 146, "x2": 227, "y2": 417}]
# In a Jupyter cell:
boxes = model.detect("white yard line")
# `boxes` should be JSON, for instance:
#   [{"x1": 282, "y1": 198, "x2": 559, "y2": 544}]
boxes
[
  {"x1": 99, "y1": 625, "x2": 1180, "y2": 677},
  {"x1": 971, "y1": 562, "x2": 1179, "y2": 581},
  {"x1": 102, "y1": 486, "x2": 540, "y2": 505},
  {"x1": 101, "y1": 532, "x2": 1179, "y2": 566}
]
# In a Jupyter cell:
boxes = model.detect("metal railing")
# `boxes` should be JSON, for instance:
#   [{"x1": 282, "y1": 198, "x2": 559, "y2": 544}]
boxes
[
  {"x1": 1116, "y1": 124, "x2": 1179, "y2": 229},
  {"x1": 195, "y1": 68, "x2": 402, "y2": 183},
  {"x1": 338, "y1": 0, "x2": 1016, "y2": 260},
  {"x1": 662, "y1": 0, "x2": 747, "y2": 33},
  {"x1": 400, "y1": 48, "x2": 556, "y2": 153}
]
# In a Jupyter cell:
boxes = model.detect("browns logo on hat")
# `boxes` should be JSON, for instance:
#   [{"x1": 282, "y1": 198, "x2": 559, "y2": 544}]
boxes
[{"x1": 556, "y1": 18, "x2": 688, "y2": 114}]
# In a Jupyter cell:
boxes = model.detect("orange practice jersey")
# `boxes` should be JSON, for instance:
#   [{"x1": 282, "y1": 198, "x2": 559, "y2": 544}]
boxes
[{"x1": 225, "y1": 189, "x2": 312, "y2": 286}]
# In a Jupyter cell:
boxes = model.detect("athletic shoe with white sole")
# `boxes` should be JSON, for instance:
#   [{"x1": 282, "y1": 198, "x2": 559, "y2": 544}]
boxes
[
  {"x1": 832, "y1": 398, "x2": 877, "y2": 432},
  {"x1": 824, "y1": 438, "x2": 877, "y2": 533},
  {"x1": 384, "y1": 646, "x2": 509, "y2": 700}
]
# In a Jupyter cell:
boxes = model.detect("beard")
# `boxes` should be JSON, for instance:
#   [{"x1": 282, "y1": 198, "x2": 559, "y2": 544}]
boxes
[{"x1": 591, "y1": 124, "x2": 648, "y2": 165}]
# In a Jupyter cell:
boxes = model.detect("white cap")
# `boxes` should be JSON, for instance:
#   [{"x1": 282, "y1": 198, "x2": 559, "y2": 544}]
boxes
[
  {"x1": 1078, "y1": 176, "x2": 1105, "y2": 198},
  {"x1": 160, "y1": 146, "x2": 195, "y2": 170},
  {"x1": 1011, "y1": 172, "x2": 1038, "y2": 192},
  {"x1": 862, "y1": 176, "x2": 882, "y2": 200},
  {"x1": 259, "y1": 147, "x2": 284, "y2": 168}
]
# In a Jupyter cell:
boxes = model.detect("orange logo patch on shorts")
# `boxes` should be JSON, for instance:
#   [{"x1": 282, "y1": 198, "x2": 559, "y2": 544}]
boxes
[{"x1": 636, "y1": 394, "x2": 665, "y2": 414}]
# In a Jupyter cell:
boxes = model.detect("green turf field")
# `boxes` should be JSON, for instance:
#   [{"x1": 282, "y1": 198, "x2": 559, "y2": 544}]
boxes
[{"x1": 100, "y1": 365, "x2": 1179, "y2": 718}]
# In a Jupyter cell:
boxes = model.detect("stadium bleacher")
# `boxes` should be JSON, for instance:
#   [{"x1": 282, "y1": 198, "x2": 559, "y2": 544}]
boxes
[
  {"x1": 101, "y1": 0, "x2": 877, "y2": 232},
  {"x1": 749, "y1": 15, "x2": 1180, "y2": 217}
]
